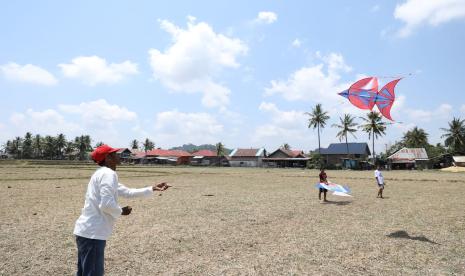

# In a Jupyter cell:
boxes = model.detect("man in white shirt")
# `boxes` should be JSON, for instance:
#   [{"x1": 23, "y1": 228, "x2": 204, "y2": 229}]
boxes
[
  {"x1": 74, "y1": 144, "x2": 170, "y2": 276},
  {"x1": 374, "y1": 165, "x2": 385, "y2": 198}
]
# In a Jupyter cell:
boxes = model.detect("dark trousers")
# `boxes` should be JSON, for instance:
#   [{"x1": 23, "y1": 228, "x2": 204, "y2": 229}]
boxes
[{"x1": 76, "y1": 235, "x2": 106, "y2": 276}]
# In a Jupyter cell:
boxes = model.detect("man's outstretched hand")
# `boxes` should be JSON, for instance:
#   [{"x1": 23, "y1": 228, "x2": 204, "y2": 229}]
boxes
[{"x1": 152, "y1": 182, "x2": 171, "y2": 191}]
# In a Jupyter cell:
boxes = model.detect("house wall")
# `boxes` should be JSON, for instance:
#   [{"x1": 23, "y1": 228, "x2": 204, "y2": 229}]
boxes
[
  {"x1": 323, "y1": 154, "x2": 369, "y2": 167},
  {"x1": 230, "y1": 157, "x2": 262, "y2": 167}
]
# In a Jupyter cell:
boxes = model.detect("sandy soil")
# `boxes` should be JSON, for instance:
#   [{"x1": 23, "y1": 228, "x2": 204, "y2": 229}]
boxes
[{"x1": 0, "y1": 163, "x2": 464, "y2": 275}]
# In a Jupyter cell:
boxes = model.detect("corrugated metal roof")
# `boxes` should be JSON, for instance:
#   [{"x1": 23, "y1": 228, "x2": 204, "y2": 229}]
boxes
[
  {"x1": 388, "y1": 148, "x2": 429, "y2": 161},
  {"x1": 453, "y1": 156, "x2": 465, "y2": 162},
  {"x1": 319, "y1": 143, "x2": 371, "y2": 155},
  {"x1": 230, "y1": 148, "x2": 265, "y2": 157},
  {"x1": 268, "y1": 148, "x2": 305, "y2": 158}
]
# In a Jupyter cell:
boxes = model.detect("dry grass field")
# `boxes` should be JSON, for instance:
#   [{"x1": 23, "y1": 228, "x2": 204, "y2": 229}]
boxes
[{"x1": 1, "y1": 161, "x2": 465, "y2": 275}]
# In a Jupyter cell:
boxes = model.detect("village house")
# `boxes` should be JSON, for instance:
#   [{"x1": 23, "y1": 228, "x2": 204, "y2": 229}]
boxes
[
  {"x1": 387, "y1": 147, "x2": 429, "y2": 169},
  {"x1": 318, "y1": 142, "x2": 371, "y2": 169},
  {"x1": 115, "y1": 148, "x2": 132, "y2": 163},
  {"x1": 262, "y1": 148, "x2": 309, "y2": 168},
  {"x1": 145, "y1": 149, "x2": 192, "y2": 165},
  {"x1": 452, "y1": 156, "x2": 465, "y2": 167},
  {"x1": 191, "y1": 150, "x2": 216, "y2": 166},
  {"x1": 229, "y1": 148, "x2": 266, "y2": 167}
]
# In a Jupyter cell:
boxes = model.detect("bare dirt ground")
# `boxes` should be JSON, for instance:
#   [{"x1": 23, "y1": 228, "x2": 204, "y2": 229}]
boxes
[{"x1": 1, "y1": 162, "x2": 464, "y2": 275}]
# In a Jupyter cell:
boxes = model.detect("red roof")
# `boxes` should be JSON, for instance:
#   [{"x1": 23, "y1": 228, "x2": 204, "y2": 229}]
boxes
[
  {"x1": 146, "y1": 149, "x2": 192, "y2": 157},
  {"x1": 131, "y1": 151, "x2": 146, "y2": 158},
  {"x1": 290, "y1": 150, "x2": 305, "y2": 158},
  {"x1": 192, "y1": 150, "x2": 217, "y2": 157}
]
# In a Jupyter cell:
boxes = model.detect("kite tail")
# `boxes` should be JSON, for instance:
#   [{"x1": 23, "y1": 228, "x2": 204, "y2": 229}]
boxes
[{"x1": 375, "y1": 78, "x2": 401, "y2": 121}]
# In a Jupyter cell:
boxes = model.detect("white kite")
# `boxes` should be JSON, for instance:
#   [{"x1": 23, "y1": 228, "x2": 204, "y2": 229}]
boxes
[{"x1": 315, "y1": 182, "x2": 352, "y2": 197}]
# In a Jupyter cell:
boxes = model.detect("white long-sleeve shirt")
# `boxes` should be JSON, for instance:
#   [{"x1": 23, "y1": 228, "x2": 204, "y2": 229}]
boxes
[{"x1": 74, "y1": 167, "x2": 153, "y2": 240}]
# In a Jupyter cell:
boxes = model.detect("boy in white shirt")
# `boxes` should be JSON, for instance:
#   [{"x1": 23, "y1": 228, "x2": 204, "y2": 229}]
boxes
[
  {"x1": 374, "y1": 165, "x2": 385, "y2": 198},
  {"x1": 74, "y1": 144, "x2": 170, "y2": 276}
]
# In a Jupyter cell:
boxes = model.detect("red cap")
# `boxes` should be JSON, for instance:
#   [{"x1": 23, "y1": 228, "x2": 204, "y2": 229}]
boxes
[{"x1": 90, "y1": 144, "x2": 119, "y2": 163}]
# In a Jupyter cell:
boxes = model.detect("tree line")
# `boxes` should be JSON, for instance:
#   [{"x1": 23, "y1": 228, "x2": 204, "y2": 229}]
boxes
[
  {"x1": 2, "y1": 109, "x2": 464, "y2": 161},
  {"x1": 1, "y1": 134, "x2": 230, "y2": 160},
  {"x1": 305, "y1": 104, "x2": 465, "y2": 161}
]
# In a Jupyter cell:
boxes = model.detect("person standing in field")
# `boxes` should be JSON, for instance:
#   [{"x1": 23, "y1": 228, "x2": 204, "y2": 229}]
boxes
[
  {"x1": 73, "y1": 144, "x2": 170, "y2": 276},
  {"x1": 319, "y1": 168, "x2": 328, "y2": 202},
  {"x1": 375, "y1": 165, "x2": 385, "y2": 198}
]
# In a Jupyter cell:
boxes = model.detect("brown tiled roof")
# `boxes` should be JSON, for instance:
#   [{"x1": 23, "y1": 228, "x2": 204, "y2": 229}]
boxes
[
  {"x1": 234, "y1": 149, "x2": 260, "y2": 157},
  {"x1": 146, "y1": 149, "x2": 192, "y2": 157},
  {"x1": 192, "y1": 150, "x2": 217, "y2": 157}
]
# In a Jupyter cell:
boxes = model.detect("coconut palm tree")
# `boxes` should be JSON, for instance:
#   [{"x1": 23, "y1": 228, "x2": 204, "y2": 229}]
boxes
[
  {"x1": 282, "y1": 143, "x2": 291, "y2": 150},
  {"x1": 143, "y1": 138, "x2": 155, "y2": 153},
  {"x1": 13, "y1": 136, "x2": 23, "y2": 159},
  {"x1": 43, "y1": 135, "x2": 56, "y2": 159},
  {"x1": 63, "y1": 141, "x2": 75, "y2": 160},
  {"x1": 402, "y1": 127, "x2": 429, "y2": 148},
  {"x1": 55, "y1": 133, "x2": 66, "y2": 159},
  {"x1": 360, "y1": 111, "x2": 387, "y2": 163},
  {"x1": 332, "y1": 114, "x2": 358, "y2": 158},
  {"x1": 306, "y1": 104, "x2": 330, "y2": 154},
  {"x1": 74, "y1": 135, "x2": 93, "y2": 160},
  {"x1": 130, "y1": 139, "x2": 139, "y2": 150},
  {"x1": 441, "y1": 117, "x2": 465, "y2": 153},
  {"x1": 216, "y1": 142, "x2": 225, "y2": 157},
  {"x1": 32, "y1": 134, "x2": 43, "y2": 159},
  {"x1": 22, "y1": 132, "x2": 33, "y2": 159}
]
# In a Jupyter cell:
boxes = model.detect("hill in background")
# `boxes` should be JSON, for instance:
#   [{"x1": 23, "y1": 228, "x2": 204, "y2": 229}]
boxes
[{"x1": 169, "y1": 143, "x2": 232, "y2": 155}]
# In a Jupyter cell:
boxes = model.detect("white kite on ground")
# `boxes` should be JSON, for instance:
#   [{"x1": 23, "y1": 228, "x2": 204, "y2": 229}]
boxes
[{"x1": 315, "y1": 182, "x2": 352, "y2": 197}]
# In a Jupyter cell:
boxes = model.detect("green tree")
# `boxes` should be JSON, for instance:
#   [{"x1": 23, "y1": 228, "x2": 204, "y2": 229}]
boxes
[
  {"x1": 56, "y1": 133, "x2": 66, "y2": 159},
  {"x1": 22, "y1": 132, "x2": 33, "y2": 159},
  {"x1": 402, "y1": 127, "x2": 429, "y2": 148},
  {"x1": 441, "y1": 117, "x2": 465, "y2": 153},
  {"x1": 32, "y1": 134, "x2": 43, "y2": 159},
  {"x1": 64, "y1": 141, "x2": 75, "y2": 160},
  {"x1": 143, "y1": 138, "x2": 155, "y2": 153},
  {"x1": 13, "y1": 137, "x2": 23, "y2": 158},
  {"x1": 282, "y1": 143, "x2": 291, "y2": 150},
  {"x1": 43, "y1": 135, "x2": 56, "y2": 159},
  {"x1": 306, "y1": 104, "x2": 330, "y2": 154},
  {"x1": 360, "y1": 111, "x2": 387, "y2": 163},
  {"x1": 332, "y1": 114, "x2": 358, "y2": 158},
  {"x1": 130, "y1": 139, "x2": 139, "y2": 150},
  {"x1": 216, "y1": 142, "x2": 225, "y2": 157},
  {"x1": 75, "y1": 135, "x2": 93, "y2": 160}
]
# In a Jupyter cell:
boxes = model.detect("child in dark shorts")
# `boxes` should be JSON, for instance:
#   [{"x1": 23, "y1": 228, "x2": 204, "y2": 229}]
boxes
[{"x1": 319, "y1": 168, "x2": 328, "y2": 202}]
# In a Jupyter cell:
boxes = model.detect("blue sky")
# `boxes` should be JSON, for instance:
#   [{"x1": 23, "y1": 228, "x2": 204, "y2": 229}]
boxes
[{"x1": 1, "y1": 0, "x2": 465, "y2": 153}]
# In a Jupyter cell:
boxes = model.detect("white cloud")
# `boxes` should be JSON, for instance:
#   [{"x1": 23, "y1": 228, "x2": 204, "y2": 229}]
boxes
[
  {"x1": 264, "y1": 52, "x2": 351, "y2": 102},
  {"x1": 255, "y1": 11, "x2": 278, "y2": 24},
  {"x1": 292, "y1": 39, "x2": 301, "y2": 48},
  {"x1": 395, "y1": 0, "x2": 465, "y2": 37},
  {"x1": 0, "y1": 63, "x2": 58, "y2": 86},
  {"x1": 58, "y1": 99, "x2": 137, "y2": 124},
  {"x1": 252, "y1": 102, "x2": 311, "y2": 150},
  {"x1": 149, "y1": 17, "x2": 247, "y2": 109},
  {"x1": 5, "y1": 101, "x2": 140, "y2": 146},
  {"x1": 461, "y1": 104, "x2": 465, "y2": 113},
  {"x1": 153, "y1": 110, "x2": 223, "y2": 146},
  {"x1": 59, "y1": 56, "x2": 138, "y2": 85},
  {"x1": 9, "y1": 109, "x2": 81, "y2": 135},
  {"x1": 404, "y1": 103, "x2": 453, "y2": 122}
]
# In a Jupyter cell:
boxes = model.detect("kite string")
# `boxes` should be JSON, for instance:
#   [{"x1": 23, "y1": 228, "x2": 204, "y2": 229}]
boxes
[{"x1": 376, "y1": 72, "x2": 414, "y2": 79}]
